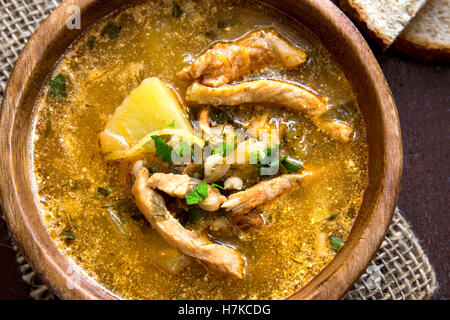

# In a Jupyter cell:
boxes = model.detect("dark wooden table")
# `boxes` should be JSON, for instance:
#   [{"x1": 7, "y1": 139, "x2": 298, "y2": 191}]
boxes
[{"x1": 0, "y1": 20, "x2": 448, "y2": 300}]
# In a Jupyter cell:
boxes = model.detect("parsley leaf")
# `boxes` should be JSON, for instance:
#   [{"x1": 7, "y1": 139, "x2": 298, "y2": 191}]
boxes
[
  {"x1": 211, "y1": 183, "x2": 224, "y2": 190},
  {"x1": 186, "y1": 181, "x2": 209, "y2": 205},
  {"x1": 87, "y1": 35, "x2": 96, "y2": 50},
  {"x1": 209, "y1": 111, "x2": 229, "y2": 124},
  {"x1": 172, "y1": 2, "x2": 184, "y2": 18},
  {"x1": 212, "y1": 142, "x2": 234, "y2": 157},
  {"x1": 167, "y1": 120, "x2": 176, "y2": 128},
  {"x1": 151, "y1": 135, "x2": 174, "y2": 163},
  {"x1": 329, "y1": 235, "x2": 343, "y2": 252},
  {"x1": 97, "y1": 186, "x2": 112, "y2": 197},
  {"x1": 62, "y1": 229, "x2": 75, "y2": 241},
  {"x1": 177, "y1": 140, "x2": 192, "y2": 157},
  {"x1": 101, "y1": 21, "x2": 122, "y2": 39},
  {"x1": 281, "y1": 157, "x2": 303, "y2": 173},
  {"x1": 49, "y1": 74, "x2": 67, "y2": 98}
]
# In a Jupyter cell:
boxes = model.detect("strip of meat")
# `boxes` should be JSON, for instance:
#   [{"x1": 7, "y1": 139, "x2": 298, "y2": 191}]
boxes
[
  {"x1": 222, "y1": 172, "x2": 312, "y2": 215},
  {"x1": 177, "y1": 29, "x2": 307, "y2": 87},
  {"x1": 186, "y1": 80, "x2": 353, "y2": 142},
  {"x1": 132, "y1": 168, "x2": 245, "y2": 279},
  {"x1": 147, "y1": 173, "x2": 226, "y2": 211},
  {"x1": 231, "y1": 211, "x2": 266, "y2": 229}
]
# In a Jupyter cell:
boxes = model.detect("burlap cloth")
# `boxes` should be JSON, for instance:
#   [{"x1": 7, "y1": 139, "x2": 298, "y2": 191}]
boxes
[{"x1": 0, "y1": 0, "x2": 437, "y2": 300}]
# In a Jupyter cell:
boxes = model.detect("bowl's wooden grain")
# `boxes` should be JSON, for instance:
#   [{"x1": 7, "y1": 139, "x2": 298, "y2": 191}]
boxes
[{"x1": 0, "y1": 0, "x2": 402, "y2": 300}]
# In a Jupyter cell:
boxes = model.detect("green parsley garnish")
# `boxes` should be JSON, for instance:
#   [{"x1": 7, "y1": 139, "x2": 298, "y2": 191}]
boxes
[
  {"x1": 101, "y1": 21, "x2": 122, "y2": 39},
  {"x1": 151, "y1": 135, "x2": 174, "y2": 163},
  {"x1": 49, "y1": 74, "x2": 67, "y2": 98},
  {"x1": 211, "y1": 183, "x2": 225, "y2": 190},
  {"x1": 329, "y1": 235, "x2": 343, "y2": 252},
  {"x1": 188, "y1": 207, "x2": 207, "y2": 223},
  {"x1": 97, "y1": 186, "x2": 112, "y2": 197},
  {"x1": 87, "y1": 35, "x2": 96, "y2": 50},
  {"x1": 209, "y1": 110, "x2": 229, "y2": 124},
  {"x1": 177, "y1": 140, "x2": 192, "y2": 157},
  {"x1": 167, "y1": 120, "x2": 176, "y2": 128},
  {"x1": 281, "y1": 157, "x2": 303, "y2": 173},
  {"x1": 172, "y1": 2, "x2": 184, "y2": 18},
  {"x1": 212, "y1": 142, "x2": 234, "y2": 157},
  {"x1": 62, "y1": 229, "x2": 75, "y2": 241},
  {"x1": 186, "y1": 181, "x2": 209, "y2": 205}
]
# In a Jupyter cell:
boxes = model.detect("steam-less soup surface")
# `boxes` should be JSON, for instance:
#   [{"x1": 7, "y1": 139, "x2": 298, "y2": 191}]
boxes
[{"x1": 33, "y1": 0, "x2": 368, "y2": 299}]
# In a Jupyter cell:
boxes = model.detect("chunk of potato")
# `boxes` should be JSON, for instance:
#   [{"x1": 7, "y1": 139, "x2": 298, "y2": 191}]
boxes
[{"x1": 99, "y1": 77, "x2": 192, "y2": 154}]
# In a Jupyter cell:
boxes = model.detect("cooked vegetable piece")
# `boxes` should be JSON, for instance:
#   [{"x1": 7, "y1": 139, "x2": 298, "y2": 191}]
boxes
[
  {"x1": 103, "y1": 128, "x2": 204, "y2": 160},
  {"x1": 157, "y1": 248, "x2": 192, "y2": 274},
  {"x1": 99, "y1": 77, "x2": 193, "y2": 155},
  {"x1": 188, "y1": 207, "x2": 207, "y2": 222}
]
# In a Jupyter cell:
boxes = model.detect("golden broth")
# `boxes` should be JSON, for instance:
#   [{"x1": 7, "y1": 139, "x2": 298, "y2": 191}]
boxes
[{"x1": 32, "y1": 0, "x2": 368, "y2": 299}]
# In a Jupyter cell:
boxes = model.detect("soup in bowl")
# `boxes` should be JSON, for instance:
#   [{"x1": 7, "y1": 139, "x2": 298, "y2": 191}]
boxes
[{"x1": 0, "y1": 0, "x2": 402, "y2": 300}]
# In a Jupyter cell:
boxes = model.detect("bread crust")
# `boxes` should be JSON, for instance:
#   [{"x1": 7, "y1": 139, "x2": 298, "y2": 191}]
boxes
[
  {"x1": 393, "y1": 35, "x2": 450, "y2": 63},
  {"x1": 339, "y1": 0, "x2": 427, "y2": 50},
  {"x1": 339, "y1": 0, "x2": 391, "y2": 49}
]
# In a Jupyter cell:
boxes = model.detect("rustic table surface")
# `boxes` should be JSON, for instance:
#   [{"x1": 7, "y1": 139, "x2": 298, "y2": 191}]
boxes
[{"x1": 0, "y1": 12, "x2": 448, "y2": 300}]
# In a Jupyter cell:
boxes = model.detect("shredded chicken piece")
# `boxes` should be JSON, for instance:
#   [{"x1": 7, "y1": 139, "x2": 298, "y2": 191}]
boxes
[
  {"x1": 177, "y1": 29, "x2": 307, "y2": 87},
  {"x1": 246, "y1": 113, "x2": 285, "y2": 146},
  {"x1": 182, "y1": 163, "x2": 201, "y2": 177},
  {"x1": 231, "y1": 211, "x2": 266, "y2": 229},
  {"x1": 132, "y1": 168, "x2": 245, "y2": 279},
  {"x1": 186, "y1": 80, "x2": 352, "y2": 142},
  {"x1": 147, "y1": 173, "x2": 226, "y2": 211},
  {"x1": 222, "y1": 172, "x2": 312, "y2": 215}
]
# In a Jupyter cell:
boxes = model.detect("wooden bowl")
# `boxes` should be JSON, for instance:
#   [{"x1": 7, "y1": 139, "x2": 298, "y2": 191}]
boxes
[{"x1": 0, "y1": 0, "x2": 402, "y2": 300}]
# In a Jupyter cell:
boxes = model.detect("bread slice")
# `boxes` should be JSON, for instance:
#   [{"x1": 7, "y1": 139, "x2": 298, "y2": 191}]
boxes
[
  {"x1": 339, "y1": 0, "x2": 428, "y2": 48},
  {"x1": 394, "y1": 0, "x2": 450, "y2": 62}
]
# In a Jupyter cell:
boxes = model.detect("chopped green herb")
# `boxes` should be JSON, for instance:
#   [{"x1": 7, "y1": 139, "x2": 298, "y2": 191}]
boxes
[
  {"x1": 326, "y1": 214, "x2": 338, "y2": 221},
  {"x1": 217, "y1": 18, "x2": 235, "y2": 29},
  {"x1": 49, "y1": 74, "x2": 67, "y2": 98},
  {"x1": 151, "y1": 163, "x2": 159, "y2": 170},
  {"x1": 249, "y1": 150, "x2": 261, "y2": 164},
  {"x1": 172, "y1": 2, "x2": 184, "y2": 18},
  {"x1": 44, "y1": 120, "x2": 52, "y2": 138},
  {"x1": 347, "y1": 205, "x2": 356, "y2": 218},
  {"x1": 211, "y1": 183, "x2": 225, "y2": 190},
  {"x1": 167, "y1": 120, "x2": 176, "y2": 128},
  {"x1": 135, "y1": 70, "x2": 145, "y2": 84},
  {"x1": 101, "y1": 21, "x2": 122, "y2": 39},
  {"x1": 62, "y1": 229, "x2": 75, "y2": 241},
  {"x1": 151, "y1": 135, "x2": 174, "y2": 163},
  {"x1": 209, "y1": 110, "x2": 229, "y2": 124},
  {"x1": 188, "y1": 207, "x2": 207, "y2": 223},
  {"x1": 87, "y1": 35, "x2": 96, "y2": 50},
  {"x1": 329, "y1": 235, "x2": 343, "y2": 252},
  {"x1": 97, "y1": 186, "x2": 112, "y2": 197},
  {"x1": 186, "y1": 181, "x2": 209, "y2": 205},
  {"x1": 281, "y1": 157, "x2": 304, "y2": 173},
  {"x1": 212, "y1": 142, "x2": 234, "y2": 157},
  {"x1": 177, "y1": 140, "x2": 192, "y2": 157}
]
